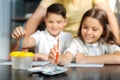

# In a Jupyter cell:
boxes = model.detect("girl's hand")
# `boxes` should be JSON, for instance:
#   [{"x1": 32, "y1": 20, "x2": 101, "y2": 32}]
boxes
[
  {"x1": 75, "y1": 53, "x2": 87, "y2": 64},
  {"x1": 12, "y1": 26, "x2": 26, "y2": 40},
  {"x1": 48, "y1": 45, "x2": 62, "y2": 64}
]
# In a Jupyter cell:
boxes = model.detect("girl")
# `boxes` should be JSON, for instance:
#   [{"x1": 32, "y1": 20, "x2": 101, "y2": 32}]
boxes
[{"x1": 49, "y1": 8, "x2": 120, "y2": 65}]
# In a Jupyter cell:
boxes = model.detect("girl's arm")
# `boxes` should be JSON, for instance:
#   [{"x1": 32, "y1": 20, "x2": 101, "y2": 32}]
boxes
[
  {"x1": 75, "y1": 51, "x2": 120, "y2": 64},
  {"x1": 59, "y1": 52, "x2": 73, "y2": 65},
  {"x1": 95, "y1": 0, "x2": 120, "y2": 44}
]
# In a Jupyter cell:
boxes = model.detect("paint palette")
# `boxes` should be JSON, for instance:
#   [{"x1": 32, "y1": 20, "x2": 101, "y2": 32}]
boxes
[
  {"x1": 41, "y1": 66, "x2": 68, "y2": 75},
  {"x1": 28, "y1": 64, "x2": 68, "y2": 75}
]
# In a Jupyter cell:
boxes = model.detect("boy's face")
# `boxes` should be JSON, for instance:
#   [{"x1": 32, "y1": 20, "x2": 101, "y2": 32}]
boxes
[
  {"x1": 45, "y1": 13, "x2": 67, "y2": 37},
  {"x1": 81, "y1": 17, "x2": 103, "y2": 44}
]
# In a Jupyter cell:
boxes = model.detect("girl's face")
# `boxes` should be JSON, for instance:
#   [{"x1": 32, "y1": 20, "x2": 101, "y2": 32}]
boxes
[
  {"x1": 81, "y1": 17, "x2": 103, "y2": 44},
  {"x1": 45, "y1": 13, "x2": 67, "y2": 37}
]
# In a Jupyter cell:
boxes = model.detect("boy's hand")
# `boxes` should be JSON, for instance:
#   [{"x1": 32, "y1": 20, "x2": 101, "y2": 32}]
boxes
[
  {"x1": 48, "y1": 45, "x2": 62, "y2": 64},
  {"x1": 12, "y1": 26, "x2": 26, "y2": 40}
]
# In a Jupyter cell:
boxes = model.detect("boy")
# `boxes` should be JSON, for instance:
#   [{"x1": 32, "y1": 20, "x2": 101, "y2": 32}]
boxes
[{"x1": 12, "y1": 3, "x2": 72, "y2": 61}]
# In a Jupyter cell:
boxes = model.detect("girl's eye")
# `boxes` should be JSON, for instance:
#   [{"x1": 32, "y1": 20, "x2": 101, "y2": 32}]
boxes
[
  {"x1": 49, "y1": 21, "x2": 53, "y2": 23},
  {"x1": 83, "y1": 26, "x2": 88, "y2": 29},
  {"x1": 93, "y1": 28, "x2": 98, "y2": 31}
]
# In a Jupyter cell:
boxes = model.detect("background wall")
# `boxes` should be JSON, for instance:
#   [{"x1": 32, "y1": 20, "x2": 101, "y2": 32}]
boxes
[
  {"x1": 0, "y1": 0, "x2": 40, "y2": 60},
  {"x1": 0, "y1": 0, "x2": 11, "y2": 59},
  {"x1": 109, "y1": 0, "x2": 120, "y2": 25}
]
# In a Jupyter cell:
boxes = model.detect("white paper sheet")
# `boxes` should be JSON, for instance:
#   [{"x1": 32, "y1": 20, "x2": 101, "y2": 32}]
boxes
[
  {"x1": 0, "y1": 61, "x2": 104, "y2": 67},
  {"x1": 32, "y1": 61, "x2": 49, "y2": 66},
  {"x1": 65, "y1": 63, "x2": 104, "y2": 67},
  {"x1": 0, "y1": 61, "x2": 49, "y2": 66}
]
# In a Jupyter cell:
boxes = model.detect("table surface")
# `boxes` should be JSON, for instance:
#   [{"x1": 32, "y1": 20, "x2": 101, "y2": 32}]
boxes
[{"x1": 0, "y1": 64, "x2": 120, "y2": 80}]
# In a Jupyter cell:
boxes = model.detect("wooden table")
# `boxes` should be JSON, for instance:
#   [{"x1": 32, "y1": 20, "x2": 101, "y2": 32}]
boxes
[{"x1": 0, "y1": 64, "x2": 120, "y2": 80}]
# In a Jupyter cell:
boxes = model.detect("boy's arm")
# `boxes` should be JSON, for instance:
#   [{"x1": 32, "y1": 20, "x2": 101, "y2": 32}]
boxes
[
  {"x1": 12, "y1": 26, "x2": 36, "y2": 50},
  {"x1": 22, "y1": 37, "x2": 36, "y2": 49},
  {"x1": 12, "y1": 36, "x2": 36, "y2": 51},
  {"x1": 75, "y1": 51, "x2": 120, "y2": 64}
]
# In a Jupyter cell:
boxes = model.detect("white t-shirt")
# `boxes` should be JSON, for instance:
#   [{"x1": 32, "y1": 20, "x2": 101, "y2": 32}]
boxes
[
  {"x1": 64, "y1": 37, "x2": 120, "y2": 56},
  {"x1": 31, "y1": 29, "x2": 72, "y2": 54}
]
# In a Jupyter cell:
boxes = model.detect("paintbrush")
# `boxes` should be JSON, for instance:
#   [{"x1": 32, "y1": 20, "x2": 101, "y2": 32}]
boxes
[
  {"x1": 19, "y1": 23, "x2": 25, "y2": 51},
  {"x1": 55, "y1": 37, "x2": 59, "y2": 64}
]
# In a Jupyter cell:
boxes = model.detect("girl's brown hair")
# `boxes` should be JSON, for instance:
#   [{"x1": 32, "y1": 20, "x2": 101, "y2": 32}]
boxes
[{"x1": 77, "y1": 8, "x2": 116, "y2": 44}]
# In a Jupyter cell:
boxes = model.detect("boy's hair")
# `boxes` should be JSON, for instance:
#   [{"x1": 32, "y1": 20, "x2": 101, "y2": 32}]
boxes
[
  {"x1": 77, "y1": 8, "x2": 116, "y2": 44},
  {"x1": 46, "y1": 3, "x2": 66, "y2": 18}
]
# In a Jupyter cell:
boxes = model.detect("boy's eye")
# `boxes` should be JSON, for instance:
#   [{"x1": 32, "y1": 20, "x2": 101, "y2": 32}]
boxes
[{"x1": 57, "y1": 21, "x2": 62, "y2": 24}]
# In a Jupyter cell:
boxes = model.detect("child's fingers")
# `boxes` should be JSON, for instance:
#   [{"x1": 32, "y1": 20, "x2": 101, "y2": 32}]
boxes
[
  {"x1": 54, "y1": 45, "x2": 61, "y2": 55},
  {"x1": 49, "y1": 48, "x2": 56, "y2": 59},
  {"x1": 17, "y1": 26, "x2": 25, "y2": 36},
  {"x1": 33, "y1": 54, "x2": 39, "y2": 61},
  {"x1": 19, "y1": 26, "x2": 26, "y2": 36},
  {"x1": 14, "y1": 27, "x2": 22, "y2": 36},
  {"x1": 12, "y1": 31, "x2": 19, "y2": 40},
  {"x1": 12, "y1": 26, "x2": 26, "y2": 40},
  {"x1": 54, "y1": 45, "x2": 58, "y2": 52},
  {"x1": 33, "y1": 53, "x2": 43, "y2": 61},
  {"x1": 49, "y1": 53, "x2": 55, "y2": 59},
  {"x1": 48, "y1": 52, "x2": 56, "y2": 64},
  {"x1": 12, "y1": 28, "x2": 21, "y2": 39}
]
